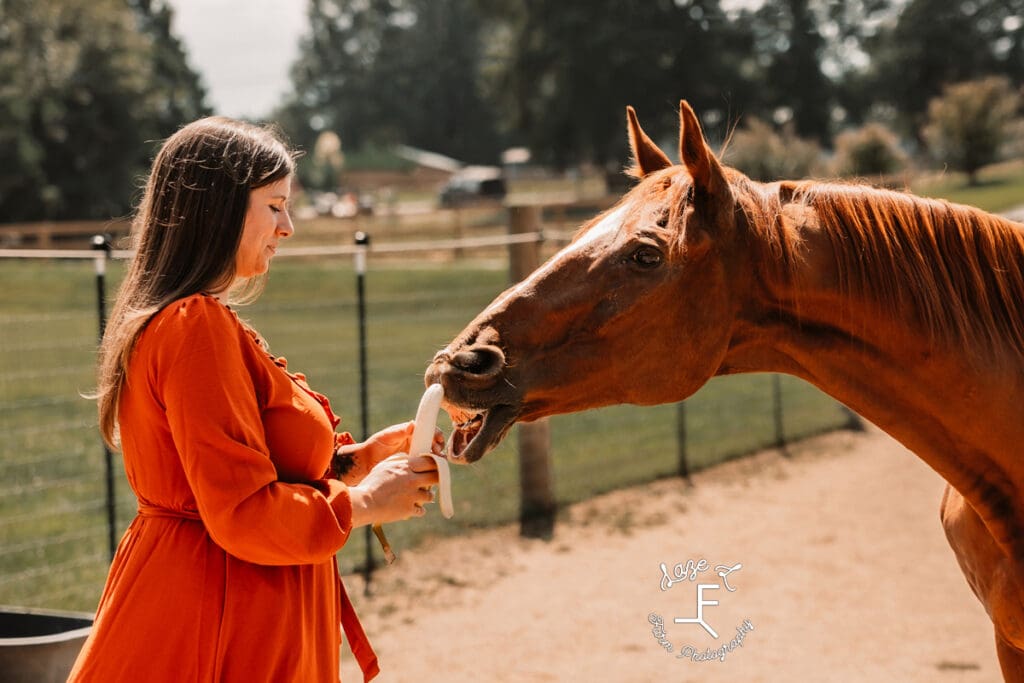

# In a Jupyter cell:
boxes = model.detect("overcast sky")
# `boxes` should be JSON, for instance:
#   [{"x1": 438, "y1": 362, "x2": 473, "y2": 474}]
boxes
[{"x1": 166, "y1": 0, "x2": 309, "y2": 120}]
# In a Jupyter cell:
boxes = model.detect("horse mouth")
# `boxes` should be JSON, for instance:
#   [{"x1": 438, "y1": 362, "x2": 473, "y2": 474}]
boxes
[{"x1": 445, "y1": 404, "x2": 518, "y2": 463}]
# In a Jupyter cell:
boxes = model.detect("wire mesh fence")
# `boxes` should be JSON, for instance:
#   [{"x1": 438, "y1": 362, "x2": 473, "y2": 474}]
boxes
[{"x1": 0, "y1": 237, "x2": 855, "y2": 612}]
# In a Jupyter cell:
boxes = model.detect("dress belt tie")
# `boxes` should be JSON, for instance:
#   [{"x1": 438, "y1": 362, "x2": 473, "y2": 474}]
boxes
[
  {"x1": 136, "y1": 502, "x2": 202, "y2": 521},
  {"x1": 335, "y1": 563, "x2": 380, "y2": 682}
]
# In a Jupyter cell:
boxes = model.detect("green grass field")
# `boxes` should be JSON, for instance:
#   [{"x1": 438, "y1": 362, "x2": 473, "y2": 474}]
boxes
[
  {"x1": 0, "y1": 255, "x2": 851, "y2": 610},
  {"x1": 912, "y1": 159, "x2": 1024, "y2": 214},
  {"x1": 4, "y1": 159, "x2": 1021, "y2": 612}
]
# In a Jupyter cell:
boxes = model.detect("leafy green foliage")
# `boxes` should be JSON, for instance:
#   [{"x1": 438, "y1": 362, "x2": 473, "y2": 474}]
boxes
[
  {"x1": 721, "y1": 118, "x2": 822, "y2": 181},
  {"x1": 0, "y1": 0, "x2": 209, "y2": 222},
  {"x1": 756, "y1": 0, "x2": 833, "y2": 142},
  {"x1": 923, "y1": 76, "x2": 1021, "y2": 184},
  {"x1": 4, "y1": 0, "x2": 1024, "y2": 221},
  {"x1": 832, "y1": 122, "x2": 908, "y2": 178},
  {"x1": 865, "y1": 0, "x2": 1024, "y2": 137},
  {"x1": 278, "y1": 0, "x2": 501, "y2": 181}
]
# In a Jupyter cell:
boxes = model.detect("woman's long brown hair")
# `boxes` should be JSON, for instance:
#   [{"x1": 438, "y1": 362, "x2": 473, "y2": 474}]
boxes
[{"x1": 96, "y1": 117, "x2": 295, "y2": 448}]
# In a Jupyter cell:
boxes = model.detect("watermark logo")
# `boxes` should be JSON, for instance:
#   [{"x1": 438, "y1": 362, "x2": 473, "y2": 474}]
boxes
[{"x1": 648, "y1": 558, "x2": 755, "y2": 664}]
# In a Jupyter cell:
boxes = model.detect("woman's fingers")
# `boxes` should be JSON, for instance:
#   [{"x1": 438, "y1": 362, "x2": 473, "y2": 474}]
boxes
[
  {"x1": 351, "y1": 455, "x2": 432, "y2": 526},
  {"x1": 375, "y1": 421, "x2": 415, "y2": 449},
  {"x1": 371, "y1": 422, "x2": 446, "y2": 458},
  {"x1": 408, "y1": 454, "x2": 438, "y2": 474}
]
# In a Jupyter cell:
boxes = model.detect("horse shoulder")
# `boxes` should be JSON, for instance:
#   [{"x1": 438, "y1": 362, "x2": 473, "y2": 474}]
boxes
[{"x1": 940, "y1": 484, "x2": 1024, "y2": 649}]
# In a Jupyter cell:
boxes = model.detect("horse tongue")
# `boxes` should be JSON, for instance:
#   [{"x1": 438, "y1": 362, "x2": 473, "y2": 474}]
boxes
[{"x1": 447, "y1": 414, "x2": 483, "y2": 461}]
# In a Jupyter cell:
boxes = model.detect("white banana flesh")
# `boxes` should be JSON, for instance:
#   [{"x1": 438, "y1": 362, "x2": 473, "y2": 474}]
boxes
[
  {"x1": 373, "y1": 383, "x2": 454, "y2": 564},
  {"x1": 409, "y1": 383, "x2": 454, "y2": 519}
]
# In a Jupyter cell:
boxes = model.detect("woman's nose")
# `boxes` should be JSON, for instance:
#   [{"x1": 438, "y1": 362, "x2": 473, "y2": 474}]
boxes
[{"x1": 278, "y1": 212, "x2": 295, "y2": 238}]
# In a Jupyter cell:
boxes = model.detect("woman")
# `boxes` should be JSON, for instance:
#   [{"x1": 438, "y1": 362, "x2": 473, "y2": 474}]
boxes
[{"x1": 70, "y1": 117, "x2": 438, "y2": 682}]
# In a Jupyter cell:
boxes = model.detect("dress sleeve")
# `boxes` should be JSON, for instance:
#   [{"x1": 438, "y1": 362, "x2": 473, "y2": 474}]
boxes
[{"x1": 154, "y1": 297, "x2": 354, "y2": 566}]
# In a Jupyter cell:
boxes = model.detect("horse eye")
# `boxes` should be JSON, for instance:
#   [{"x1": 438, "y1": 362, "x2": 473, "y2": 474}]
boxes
[
  {"x1": 631, "y1": 246, "x2": 663, "y2": 269},
  {"x1": 656, "y1": 214, "x2": 669, "y2": 228}
]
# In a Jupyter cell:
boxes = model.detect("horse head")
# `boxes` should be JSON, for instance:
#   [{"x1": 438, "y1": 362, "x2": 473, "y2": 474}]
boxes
[{"x1": 427, "y1": 101, "x2": 751, "y2": 462}]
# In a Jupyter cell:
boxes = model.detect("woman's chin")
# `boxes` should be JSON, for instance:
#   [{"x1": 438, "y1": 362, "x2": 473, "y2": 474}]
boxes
[{"x1": 236, "y1": 263, "x2": 269, "y2": 280}]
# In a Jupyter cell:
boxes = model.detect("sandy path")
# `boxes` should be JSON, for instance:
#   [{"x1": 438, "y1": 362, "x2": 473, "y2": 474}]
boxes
[{"x1": 340, "y1": 426, "x2": 1000, "y2": 682}]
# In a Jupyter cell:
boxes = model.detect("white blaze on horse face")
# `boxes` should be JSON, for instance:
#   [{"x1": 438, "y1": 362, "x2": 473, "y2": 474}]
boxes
[
  {"x1": 480, "y1": 203, "x2": 631, "y2": 318},
  {"x1": 571, "y1": 203, "x2": 631, "y2": 251}
]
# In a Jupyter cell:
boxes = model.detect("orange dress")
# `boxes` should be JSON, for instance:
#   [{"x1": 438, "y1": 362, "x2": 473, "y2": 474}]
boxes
[{"x1": 69, "y1": 294, "x2": 378, "y2": 682}]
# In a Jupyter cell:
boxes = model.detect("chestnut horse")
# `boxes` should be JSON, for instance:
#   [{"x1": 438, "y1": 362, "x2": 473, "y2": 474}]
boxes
[{"x1": 426, "y1": 100, "x2": 1024, "y2": 678}]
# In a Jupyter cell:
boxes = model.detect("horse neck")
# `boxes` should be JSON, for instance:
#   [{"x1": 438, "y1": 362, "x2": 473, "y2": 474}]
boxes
[{"x1": 726, "y1": 183, "x2": 1024, "y2": 546}]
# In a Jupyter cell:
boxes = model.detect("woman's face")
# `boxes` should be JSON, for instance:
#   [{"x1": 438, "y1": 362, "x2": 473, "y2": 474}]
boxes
[{"x1": 235, "y1": 176, "x2": 294, "y2": 279}]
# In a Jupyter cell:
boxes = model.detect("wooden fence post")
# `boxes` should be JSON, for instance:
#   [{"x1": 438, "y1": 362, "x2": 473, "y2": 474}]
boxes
[
  {"x1": 508, "y1": 205, "x2": 556, "y2": 538},
  {"x1": 772, "y1": 374, "x2": 790, "y2": 456}
]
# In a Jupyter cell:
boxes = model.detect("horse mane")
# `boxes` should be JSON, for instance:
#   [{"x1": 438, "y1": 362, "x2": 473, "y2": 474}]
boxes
[{"x1": 737, "y1": 176, "x2": 1024, "y2": 363}]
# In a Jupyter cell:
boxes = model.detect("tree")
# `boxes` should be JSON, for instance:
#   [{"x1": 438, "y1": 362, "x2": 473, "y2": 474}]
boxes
[
  {"x1": 0, "y1": 0, "x2": 209, "y2": 222},
  {"x1": 865, "y1": 0, "x2": 1023, "y2": 139},
  {"x1": 753, "y1": 0, "x2": 833, "y2": 142},
  {"x1": 281, "y1": 0, "x2": 502, "y2": 174},
  {"x1": 277, "y1": 0, "x2": 1020, "y2": 180},
  {"x1": 477, "y1": 0, "x2": 760, "y2": 168},
  {"x1": 129, "y1": 0, "x2": 210, "y2": 136},
  {"x1": 831, "y1": 122, "x2": 908, "y2": 179},
  {"x1": 722, "y1": 117, "x2": 822, "y2": 181},
  {"x1": 812, "y1": 0, "x2": 900, "y2": 128},
  {"x1": 922, "y1": 76, "x2": 1021, "y2": 185}
]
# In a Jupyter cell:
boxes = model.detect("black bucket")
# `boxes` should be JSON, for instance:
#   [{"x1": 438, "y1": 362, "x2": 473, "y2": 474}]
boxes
[{"x1": 0, "y1": 606, "x2": 93, "y2": 683}]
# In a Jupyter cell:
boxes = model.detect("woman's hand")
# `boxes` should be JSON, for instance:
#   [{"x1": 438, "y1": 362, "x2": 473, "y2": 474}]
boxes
[
  {"x1": 336, "y1": 422, "x2": 445, "y2": 484},
  {"x1": 348, "y1": 455, "x2": 439, "y2": 528}
]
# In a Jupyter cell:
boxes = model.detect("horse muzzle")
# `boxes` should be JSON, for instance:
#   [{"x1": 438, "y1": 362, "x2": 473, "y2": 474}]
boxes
[{"x1": 426, "y1": 343, "x2": 521, "y2": 462}]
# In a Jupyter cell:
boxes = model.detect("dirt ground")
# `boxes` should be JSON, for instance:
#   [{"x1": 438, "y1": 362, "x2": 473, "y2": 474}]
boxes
[{"x1": 340, "y1": 425, "x2": 1001, "y2": 683}]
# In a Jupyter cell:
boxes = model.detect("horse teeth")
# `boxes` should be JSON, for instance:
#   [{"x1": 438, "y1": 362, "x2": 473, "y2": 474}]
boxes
[{"x1": 457, "y1": 414, "x2": 483, "y2": 429}]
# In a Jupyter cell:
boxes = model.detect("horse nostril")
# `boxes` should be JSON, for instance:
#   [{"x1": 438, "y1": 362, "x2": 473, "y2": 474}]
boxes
[{"x1": 450, "y1": 346, "x2": 505, "y2": 378}]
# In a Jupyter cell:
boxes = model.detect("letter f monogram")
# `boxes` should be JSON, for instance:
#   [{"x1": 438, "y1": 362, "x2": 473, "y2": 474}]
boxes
[{"x1": 674, "y1": 584, "x2": 720, "y2": 638}]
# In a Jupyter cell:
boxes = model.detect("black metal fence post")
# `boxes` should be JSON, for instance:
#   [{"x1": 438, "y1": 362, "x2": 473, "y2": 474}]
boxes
[
  {"x1": 353, "y1": 231, "x2": 375, "y2": 593},
  {"x1": 92, "y1": 234, "x2": 116, "y2": 559},
  {"x1": 676, "y1": 401, "x2": 691, "y2": 482}
]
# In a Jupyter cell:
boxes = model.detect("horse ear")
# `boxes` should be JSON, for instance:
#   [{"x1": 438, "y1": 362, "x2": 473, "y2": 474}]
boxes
[
  {"x1": 678, "y1": 100, "x2": 726, "y2": 196},
  {"x1": 626, "y1": 106, "x2": 672, "y2": 177}
]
